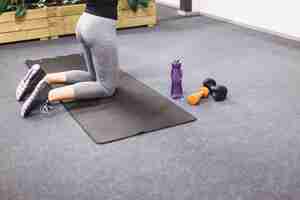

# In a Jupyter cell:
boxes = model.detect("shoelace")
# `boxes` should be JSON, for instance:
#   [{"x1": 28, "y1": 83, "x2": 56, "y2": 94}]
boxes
[{"x1": 40, "y1": 100, "x2": 54, "y2": 114}]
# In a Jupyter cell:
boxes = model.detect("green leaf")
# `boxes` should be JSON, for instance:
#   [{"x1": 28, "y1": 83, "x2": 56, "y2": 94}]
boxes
[
  {"x1": 6, "y1": 5, "x2": 16, "y2": 11},
  {"x1": 37, "y1": 0, "x2": 47, "y2": 4},
  {"x1": 138, "y1": 0, "x2": 149, "y2": 8},
  {"x1": 15, "y1": 4, "x2": 27, "y2": 17},
  {"x1": 35, "y1": 0, "x2": 47, "y2": 7},
  {"x1": 128, "y1": 0, "x2": 138, "y2": 12},
  {"x1": 63, "y1": 0, "x2": 79, "y2": 5},
  {"x1": 71, "y1": 0, "x2": 80, "y2": 4},
  {"x1": 0, "y1": 0, "x2": 9, "y2": 10},
  {"x1": 0, "y1": 0, "x2": 10, "y2": 15}
]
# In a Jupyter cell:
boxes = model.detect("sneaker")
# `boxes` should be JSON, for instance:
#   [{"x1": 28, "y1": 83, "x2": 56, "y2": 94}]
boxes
[
  {"x1": 16, "y1": 64, "x2": 46, "y2": 101},
  {"x1": 21, "y1": 79, "x2": 51, "y2": 118}
]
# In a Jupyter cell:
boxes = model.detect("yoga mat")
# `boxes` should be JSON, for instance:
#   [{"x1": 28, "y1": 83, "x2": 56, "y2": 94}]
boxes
[{"x1": 26, "y1": 54, "x2": 196, "y2": 144}]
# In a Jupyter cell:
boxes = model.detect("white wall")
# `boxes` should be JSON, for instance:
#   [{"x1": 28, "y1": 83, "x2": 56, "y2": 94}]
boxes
[
  {"x1": 156, "y1": 0, "x2": 180, "y2": 8},
  {"x1": 193, "y1": 0, "x2": 300, "y2": 40}
]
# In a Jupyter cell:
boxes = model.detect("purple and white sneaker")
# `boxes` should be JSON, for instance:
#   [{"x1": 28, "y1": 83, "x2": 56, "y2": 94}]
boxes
[
  {"x1": 21, "y1": 79, "x2": 51, "y2": 118},
  {"x1": 16, "y1": 64, "x2": 45, "y2": 101}
]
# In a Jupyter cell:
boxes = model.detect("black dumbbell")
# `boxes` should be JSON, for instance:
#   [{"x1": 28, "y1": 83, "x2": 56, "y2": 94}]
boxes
[{"x1": 203, "y1": 78, "x2": 228, "y2": 101}]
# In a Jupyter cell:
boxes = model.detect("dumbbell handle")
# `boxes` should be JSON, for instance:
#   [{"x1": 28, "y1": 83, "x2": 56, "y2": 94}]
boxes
[{"x1": 187, "y1": 87, "x2": 209, "y2": 105}]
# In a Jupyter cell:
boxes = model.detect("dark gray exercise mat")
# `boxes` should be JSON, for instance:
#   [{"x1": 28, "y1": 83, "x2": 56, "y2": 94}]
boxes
[{"x1": 26, "y1": 55, "x2": 196, "y2": 144}]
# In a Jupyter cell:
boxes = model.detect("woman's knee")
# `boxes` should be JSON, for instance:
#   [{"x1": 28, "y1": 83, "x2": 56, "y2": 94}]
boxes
[
  {"x1": 65, "y1": 70, "x2": 93, "y2": 83},
  {"x1": 72, "y1": 82, "x2": 115, "y2": 100}
]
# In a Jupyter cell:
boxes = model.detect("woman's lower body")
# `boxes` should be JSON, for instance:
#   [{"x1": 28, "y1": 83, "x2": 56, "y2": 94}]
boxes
[{"x1": 17, "y1": 12, "x2": 120, "y2": 117}]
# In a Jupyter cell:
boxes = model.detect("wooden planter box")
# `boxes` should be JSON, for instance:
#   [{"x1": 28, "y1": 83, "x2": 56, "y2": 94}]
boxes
[
  {"x1": 0, "y1": 7, "x2": 51, "y2": 44},
  {"x1": 0, "y1": 0, "x2": 157, "y2": 44},
  {"x1": 117, "y1": 0, "x2": 157, "y2": 28}
]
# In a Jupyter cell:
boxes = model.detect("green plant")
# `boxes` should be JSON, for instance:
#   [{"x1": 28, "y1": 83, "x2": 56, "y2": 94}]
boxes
[
  {"x1": 62, "y1": 0, "x2": 80, "y2": 5},
  {"x1": 0, "y1": 0, "x2": 81, "y2": 17},
  {"x1": 0, "y1": 0, "x2": 9, "y2": 15},
  {"x1": 0, "y1": 0, "x2": 31, "y2": 17},
  {"x1": 0, "y1": 0, "x2": 25, "y2": 16},
  {"x1": 128, "y1": 0, "x2": 150, "y2": 12},
  {"x1": 34, "y1": 0, "x2": 48, "y2": 8}
]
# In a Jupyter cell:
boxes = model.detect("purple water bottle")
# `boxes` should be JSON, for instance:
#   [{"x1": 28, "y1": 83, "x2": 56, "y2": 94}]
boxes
[{"x1": 171, "y1": 59, "x2": 183, "y2": 99}]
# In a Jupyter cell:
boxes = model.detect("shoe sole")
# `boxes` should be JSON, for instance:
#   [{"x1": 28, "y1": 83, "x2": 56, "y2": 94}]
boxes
[
  {"x1": 21, "y1": 80, "x2": 50, "y2": 118},
  {"x1": 21, "y1": 93, "x2": 35, "y2": 118},
  {"x1": 16, "y1": 64, "x2": 43, "y2": 101}
]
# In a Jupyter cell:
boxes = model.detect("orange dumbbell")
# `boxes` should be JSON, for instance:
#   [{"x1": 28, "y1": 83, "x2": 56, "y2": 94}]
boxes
[
  {"x1": 187, "y1": 86, "x2": 210, "y2": 105},
  {"x1": 187, "y1": 78, "x2": 217, "y2": 105}
]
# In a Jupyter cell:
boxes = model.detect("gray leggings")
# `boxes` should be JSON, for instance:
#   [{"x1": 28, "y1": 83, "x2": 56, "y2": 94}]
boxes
[{"x1": 64, "y1": 12, "x2": 119, "y2": 100}]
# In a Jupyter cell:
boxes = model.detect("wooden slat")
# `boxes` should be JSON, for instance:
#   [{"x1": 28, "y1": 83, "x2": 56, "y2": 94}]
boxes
[
  {"x1": 26, "y1": 28, "x2": 50, "y2": 40},
  {"x1": 0, "y1": 27, "x2": 49, "y2": 44},
  {"x1": 47, "y1": 6, "x2": 60, "y2": 17},
  {"x1": 0, "y1": 12, "x2": 15, "y2": 23},
  {"x1": 118, "y1": 0, "x2": 130, "y2": 10},
  {"x1": 63, "y1": 15, "x2": 80, "y2": 34},
  {"x1": 119, "y1": 5, "x2": 155, "y2": 18},
  {"x1": 0, "y1": 18, "x2": 48, "y2": 34},
  {"x1": 46, "y1": 5, "x2": 85, "y2": 17},
  {"x1": 0, "y1": 31, "x2": 26, "y2": 43},
  {"x1": 15, "y1": 8, "x2": 48, "y2": 22},
  {"x1": 118, "y1": 0, "x2": 155, "y2": 10},
  {"x1": 59, "y1": 4, "x2": 86, "y2": 16},
  {"x1": 64, "y1": 15, "x2": 80, "y2": 24},
  {"x1": 0, "y1": 8, "x2": 47, "y2": 24},
  {"x1": 0, "y1": 22, "x2": 22, "y2": 33},
  {"x1": 48, "y1": 17, "x2": 65, "y2": 36},
  {"x1": 23, "y1": 18, "x2": 49, "y2": 30},
  {"x1": 117, "y1": 15, "x2": 156, "y2": 28}
]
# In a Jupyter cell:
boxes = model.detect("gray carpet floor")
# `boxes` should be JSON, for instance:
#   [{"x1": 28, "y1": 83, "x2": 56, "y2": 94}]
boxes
[
  {"x1": 1, "y1": 13, "x2": 300, "y2": 200},
  {"x1": 157, "y1": 4, "x2": 180, "y2": 21}
]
